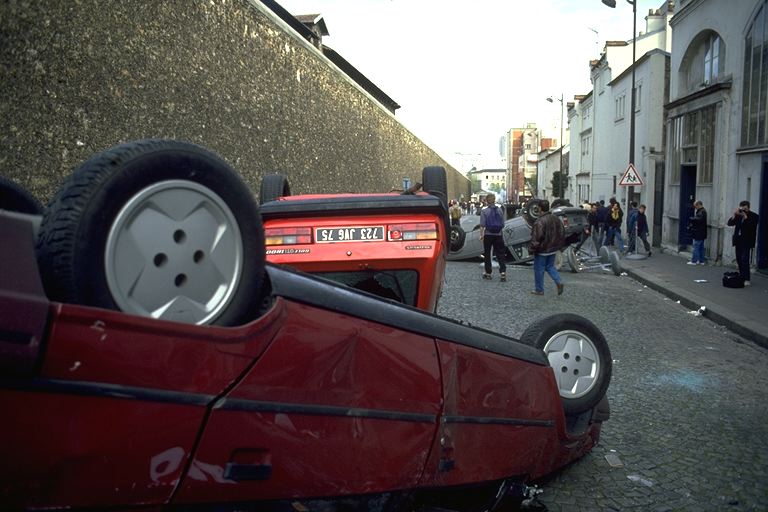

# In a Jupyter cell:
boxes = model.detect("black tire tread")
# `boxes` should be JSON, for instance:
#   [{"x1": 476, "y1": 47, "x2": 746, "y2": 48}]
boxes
[{"x1": 260, "y1": 173, "x2": 290, "y2": 204}]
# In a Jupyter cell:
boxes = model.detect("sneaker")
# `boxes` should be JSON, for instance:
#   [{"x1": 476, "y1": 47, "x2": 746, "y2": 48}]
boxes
[
  {"x1": 482, "y1": 273, "x2": 492, "y2": 280},
  {"x1": 500, "y1": 272, "x2": 507, "y2": 282},
  {"x1": 557, "y1": 282, "x2": 564, "y2": 296},
  {"x1": 647, "y1": 251, "x2": 652, "y2": 257},
  {"x1": 530, "y1": 291, "x2": 544, "y2": 296},
  {"x1": 687, "y1": 261, "x2": 697, "y2": 265},
  {"x1": 745, "y1": 281, "x2": 751, "y2": 286}
]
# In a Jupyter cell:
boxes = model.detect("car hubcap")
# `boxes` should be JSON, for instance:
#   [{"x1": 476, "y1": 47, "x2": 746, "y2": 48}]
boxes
[
  {"x1": 105, "y1": 180, "x2": 242, "y2": 324},
  {"x1": 543, "y1": 330, "x2": 600, "y2": 398}
]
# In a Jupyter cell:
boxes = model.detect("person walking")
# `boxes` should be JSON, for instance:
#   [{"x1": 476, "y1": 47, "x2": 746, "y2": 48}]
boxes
[
  {"x1": 688, "y1": 200, "x2": 708, "y2": 265},
  {"x1": 626, "y1": 201, "x2": 639, "y2": 253},
  {"x1": 479, "y1": 193, "x2": 507, "y2": 282},
  {"x1": 605, "y1": 202, "x2": 626, "y2": 253},
  {"x1": 449, "y1": 200, "x2": 462, "y2": 226},
  {"x1": 529, "y1": 200, "x2": 565, "y2": 296},
  {"x1": 635, "y1": 204, "x2": 652, "y2": 256},
  {"x1": 595, "y1": 200, "x2": 609, "y2": 247},
  {"x1": 726, "y1": 200, "x2": 760, "y2": 286}
]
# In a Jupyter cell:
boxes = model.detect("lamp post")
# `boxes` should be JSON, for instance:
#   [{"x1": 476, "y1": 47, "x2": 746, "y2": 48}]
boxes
[
  {"x1": 546, "y1": 94, "x2": 565, "y2": 199},
  {"x1": 603, "y1": 0, "x2": 646, "y2": 259},
  {"x1": 602, "y1": 0, "x2": 637, "y2": 207}
]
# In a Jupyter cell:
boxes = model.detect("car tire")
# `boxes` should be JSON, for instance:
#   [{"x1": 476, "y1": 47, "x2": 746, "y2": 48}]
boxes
[
  {"x1": 422, "y1": 166, "x2": 448, "y2": 211},
  {"x1": 610, "y1": 250, "x2": 622, "y2": 276},
  {"x1": 0, "y1": 175, "x2": 44, "y2": 214},
  {"x1": 449, "y1": 225, "x2": 466, "y2": 252},
  {"x1": 519, "y1": 313, "x2": 612, "y2": 415},
  {"x1": 259, "y1": 173, "x2": 290, "y2": 204},
  {"x1": 522, "y1": 198, "x2": 546, "y2": 226},
  {"x1": 599, "y1": 245, "x2": 611, "y2": 263},
  {"x1": 36, "y1": 139, "x2": 266, "y2": 326}
]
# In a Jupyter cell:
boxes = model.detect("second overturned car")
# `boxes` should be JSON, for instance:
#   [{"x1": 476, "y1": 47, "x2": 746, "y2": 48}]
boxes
[
  {"x1": 447, "y1": 200, "x2": 589, "y2": 263},
  {"x1": 0, "y1": 140, "x2": 611, "y2": 511}
]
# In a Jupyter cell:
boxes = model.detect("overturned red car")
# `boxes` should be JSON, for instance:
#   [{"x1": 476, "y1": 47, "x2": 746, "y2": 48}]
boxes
[{"x1": 0, "y1": 140, "x2": 611, "y2": 511}]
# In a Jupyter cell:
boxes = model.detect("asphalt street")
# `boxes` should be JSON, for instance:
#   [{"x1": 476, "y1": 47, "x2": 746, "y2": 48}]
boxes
[{"x1": 437, "y1": 260, "x2": 768, "y2": 512}]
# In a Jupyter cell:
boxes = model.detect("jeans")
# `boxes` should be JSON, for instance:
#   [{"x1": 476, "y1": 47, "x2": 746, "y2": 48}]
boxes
[
  {"x1": 735, "y1": 245, "x2": 752, "y2": 281},
  {"x1": 691, "y1": 239, "x2": 706, "y2": 263},
  {"x1": 534, "y1": 253, "x2": 562, "y2": 292},
  {"x1": 605, "y1": 227, "x2": 625, "y2": 252},
  {"x1": 483, "y1": 234, "x2": 507, "y2": 275}
]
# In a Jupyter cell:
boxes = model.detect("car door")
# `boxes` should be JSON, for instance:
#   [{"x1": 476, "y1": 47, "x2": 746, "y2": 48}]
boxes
[{"x1": 178, "y1": 296, "x2": 442, "y2": 504}]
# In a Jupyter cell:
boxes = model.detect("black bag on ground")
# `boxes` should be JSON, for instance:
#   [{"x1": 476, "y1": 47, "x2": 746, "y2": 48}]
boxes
[{"x1": 722, "y1": 271, "x2": 745, "y2": 288}]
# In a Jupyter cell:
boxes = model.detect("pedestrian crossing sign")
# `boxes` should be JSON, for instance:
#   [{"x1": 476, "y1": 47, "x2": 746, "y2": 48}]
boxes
[{"x1": 619, "y1": 163, "x2": 643, "y2": 186}]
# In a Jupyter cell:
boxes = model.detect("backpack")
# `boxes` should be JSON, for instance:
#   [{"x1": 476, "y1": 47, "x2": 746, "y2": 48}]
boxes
[{"x1": 485, "y1": 205, "x2": 504, "y2": 234}]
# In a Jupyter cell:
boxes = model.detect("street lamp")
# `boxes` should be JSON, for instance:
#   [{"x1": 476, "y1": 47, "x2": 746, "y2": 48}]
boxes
[
  {"x1": 602, "y1": 0, "x2": 637, "y2": 207},
  {"x1": 546, "y1": 94, "x2": 565, "y2": 199},
  {"x1": 603, "y1": 0, "x2": 646, "y2": 259}
]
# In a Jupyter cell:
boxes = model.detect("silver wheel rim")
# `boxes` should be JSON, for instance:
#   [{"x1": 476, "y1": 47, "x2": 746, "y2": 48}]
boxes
[
  {"x1": 105, "y1": 180, "x2": 243, "y2": 325},
  {"x1": 543, "y1": 330, "x2": 601, "y2": 399}
]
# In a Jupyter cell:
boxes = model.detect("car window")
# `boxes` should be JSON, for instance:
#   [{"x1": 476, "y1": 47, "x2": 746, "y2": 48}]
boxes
[{"x1": 316, "y1": 270, "x2": 418, "y2": 306}]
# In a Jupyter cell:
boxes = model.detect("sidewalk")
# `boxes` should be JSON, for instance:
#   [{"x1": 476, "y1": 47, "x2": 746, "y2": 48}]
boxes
[{"x1": 620, "y1": 250, "x2": 768, "y2": 349}]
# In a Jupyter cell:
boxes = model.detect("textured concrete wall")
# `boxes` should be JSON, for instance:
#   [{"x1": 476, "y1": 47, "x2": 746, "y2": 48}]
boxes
[{"x1": 0, "y1": 0, "x2": 469, "y2": 204}]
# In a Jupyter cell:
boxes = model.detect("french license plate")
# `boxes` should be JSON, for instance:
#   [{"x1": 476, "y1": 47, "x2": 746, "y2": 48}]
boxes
[{"x1": 315, "y1": 226, "x2": 385, "y2": 243}]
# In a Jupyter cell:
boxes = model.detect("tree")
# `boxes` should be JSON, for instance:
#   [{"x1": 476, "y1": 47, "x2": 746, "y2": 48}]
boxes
[{"x1": 551, "y1": 171, "x2": 569, "y2": 198}]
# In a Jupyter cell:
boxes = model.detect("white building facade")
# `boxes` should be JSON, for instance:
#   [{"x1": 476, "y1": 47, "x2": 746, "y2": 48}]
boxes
[
  {"x1": 567, "y1": 2, "x2": 674, "y2": 245},
  {"x1": 664, "y1": 0, "x2": 767, "y2": 272}
]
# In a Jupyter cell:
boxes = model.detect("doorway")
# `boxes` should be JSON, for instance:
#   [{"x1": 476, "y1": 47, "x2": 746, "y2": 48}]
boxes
[
  {"x1": 758, "y1": 159, "x2": 767, "y2": 273},
  {"x1": 678, "y1": 165, "x2": 696, "y2": 250}
]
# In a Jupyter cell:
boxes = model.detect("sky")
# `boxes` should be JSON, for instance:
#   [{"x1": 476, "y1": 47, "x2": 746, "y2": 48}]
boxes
[{"x1": 277, "y1": 0, "x2": 665, "y2": 172}]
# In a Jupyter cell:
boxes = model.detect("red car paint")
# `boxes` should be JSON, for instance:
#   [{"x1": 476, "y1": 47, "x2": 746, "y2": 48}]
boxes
[
  {"x1": 0, "y1": 212, "x2": 605, "y2": 510},
  {"x1": 260, "y1": 193, "x2": 448, "y2": 312}
]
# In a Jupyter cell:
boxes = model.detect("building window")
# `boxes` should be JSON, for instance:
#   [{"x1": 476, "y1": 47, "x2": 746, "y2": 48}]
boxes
[
  {"x1": 525, "y1": 144, "x2": 531, "y2": 149},
  {"x1": 669, "y1": 106, "x2": 717, "y2": 185},
  {"x1": 581, "y1": 135, "x2": 591, "y2": 156},
  {"x1": 742, "y1": 3, "x2": 768, "y2": 147},
  {"x1": 615, "y1": 95, "x2": 626, "y2": 121},
  {"x1": 584, "y1": 105, "x2": 591, "y2": 120},
  {"x1": 704, "y1": 35, "x2": 720, "y2": 84},
  {"x1": 681, "y1": 30, "x2": 725, "y2": 96},
  {"x1": 699, "y1": 105, "x2": 716, "y2": 184}
]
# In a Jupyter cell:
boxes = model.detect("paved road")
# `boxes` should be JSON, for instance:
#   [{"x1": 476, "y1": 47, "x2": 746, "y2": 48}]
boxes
[{"x1": 437, "y1": 260, "x2": 768, "y2": 512}]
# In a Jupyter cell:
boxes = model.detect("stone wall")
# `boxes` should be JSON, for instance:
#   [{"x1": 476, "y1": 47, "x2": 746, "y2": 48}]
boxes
[{"x1": 0, "y1": 0, "x2": 469, "y2": 204}]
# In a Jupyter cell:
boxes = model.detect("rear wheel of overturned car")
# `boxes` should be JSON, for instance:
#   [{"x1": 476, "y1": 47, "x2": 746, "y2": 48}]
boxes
[
  {"x1": 522, "y1": 198, "x2": 546, "y2": 225},
  {"x1": 422, "y1": 166, "x2": 448, "y2": 210},
  {"x1": 519, "y1": 313, "x2": 612, "y2": 415},
  {"x1": 259, "y1": 173, "x2": 290, "y2": 204},
  {"x1": 36, "y1": 139, "x2": 266, "y2": 326}
]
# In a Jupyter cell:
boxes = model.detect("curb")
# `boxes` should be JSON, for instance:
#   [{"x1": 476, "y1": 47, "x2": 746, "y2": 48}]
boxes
[{"x1": 623, "y1": 267, "x2": 768, "y2": 350}]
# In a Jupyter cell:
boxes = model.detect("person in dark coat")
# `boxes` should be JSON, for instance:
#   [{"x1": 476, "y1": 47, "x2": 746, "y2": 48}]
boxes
[
  {"x1": 726, "y1": 200, "x2": 760, "y2": 285},
  {"x1": 688, "y1": 200, "x2": 708, "y2": 265},
  {"x1": 635, "y1": 204, "x2": 652, "y2": 256},
  {"x1": 626, "y1": 201, "x2": 639, "y2": 253},
  {"x1": 595, "y1": 200, "x2": 609, "y2": 247}
]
